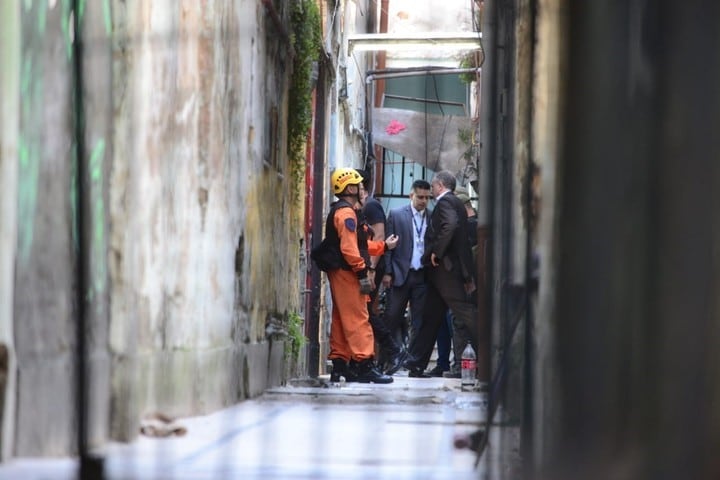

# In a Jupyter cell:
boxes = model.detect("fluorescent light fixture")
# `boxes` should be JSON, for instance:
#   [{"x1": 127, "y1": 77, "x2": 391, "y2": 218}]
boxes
[{"x1": 348, "y1": 32, "x2": 482, "y2": 53}]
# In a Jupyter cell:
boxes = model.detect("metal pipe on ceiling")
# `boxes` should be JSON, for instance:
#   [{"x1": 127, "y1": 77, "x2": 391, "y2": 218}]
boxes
[{"x1": 366, "y1": 68, "x2": 481, "y2": 83}]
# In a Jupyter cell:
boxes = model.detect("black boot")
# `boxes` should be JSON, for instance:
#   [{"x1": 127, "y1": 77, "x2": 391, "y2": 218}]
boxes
[
  {"x1": 384, "y1": 349, "x2": 407, "y2": 375},
  {"x1": 350, "y1": 359, "x2": 393, "y2": 384},
  {"x1": 330, "y1": 358, "x2": 357, "y2": 382}
]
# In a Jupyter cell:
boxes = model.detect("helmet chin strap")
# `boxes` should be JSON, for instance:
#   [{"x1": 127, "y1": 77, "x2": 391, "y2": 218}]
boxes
[{"x1": 340, "y1": 186, "x2": 362, "y2": 207}]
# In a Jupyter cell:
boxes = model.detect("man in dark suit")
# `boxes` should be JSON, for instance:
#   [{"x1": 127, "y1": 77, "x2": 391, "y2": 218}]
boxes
[
  {"x1": 403, "y1": 171, "x2": 479, "y2": 377},
  {"x1": 381, "y1": 180, "x2": 433, "y2": 368}
]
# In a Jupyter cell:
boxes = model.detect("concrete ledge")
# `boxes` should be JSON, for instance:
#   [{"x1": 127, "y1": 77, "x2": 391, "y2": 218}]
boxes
[
  {"x1": 264, "y1": 375, "x2": 486, "y2": 405},
  {"x1": 15, "y1": 356, "x2": 75, "y2": 456},
  {"x1": 266, "y1": 339, "x2": 285, "y2": 388},
  {"x1": 244, "y1": 343, "x2": 269, "y2": 398},
  {"x1": 87, "y1": 352, "x2": 111, "y2": 449},
  {"x1": 192, "y1": 347, "x2": 244, "y2": 412},
  {"x1": 110, "y1": 343, "x2": 274, "y2": 441}
]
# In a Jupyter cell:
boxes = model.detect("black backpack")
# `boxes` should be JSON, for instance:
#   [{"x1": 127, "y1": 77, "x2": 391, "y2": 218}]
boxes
[{"x1": 310, "y1": 200, "x2": 353, "y2": 272}]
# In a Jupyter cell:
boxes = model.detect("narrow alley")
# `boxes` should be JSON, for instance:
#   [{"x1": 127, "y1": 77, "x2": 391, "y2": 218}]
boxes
[{"x1": 2, "y1": 1, "x2": 720, "y2": 479}]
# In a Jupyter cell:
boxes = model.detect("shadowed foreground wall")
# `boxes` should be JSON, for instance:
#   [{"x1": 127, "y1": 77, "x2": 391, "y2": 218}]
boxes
[{"x1": 534, "y1": 1, "x2": 720, "y2": 479}]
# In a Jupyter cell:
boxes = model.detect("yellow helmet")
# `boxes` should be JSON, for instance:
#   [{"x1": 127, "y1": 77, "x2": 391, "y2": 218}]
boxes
[{"x1": 331, "y1": 167, "x2": 363, "y2": 194}]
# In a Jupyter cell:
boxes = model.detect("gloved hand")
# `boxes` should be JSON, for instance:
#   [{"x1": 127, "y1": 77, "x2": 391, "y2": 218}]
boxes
[{"x1": 359, "y1": 276, "x2": 373, "y2": 295}]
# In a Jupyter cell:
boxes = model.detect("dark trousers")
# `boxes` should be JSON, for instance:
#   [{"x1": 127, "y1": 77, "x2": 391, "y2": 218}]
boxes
[
  {"x1": 406, "y1": 266, "x2": 478, "y2": 370},
  {"x1": 383, "y1": 269, "x2": 427, "y2": 348},
  {"x1": 368, "y1": 281, "x2": 402, "y2": 360},
  {"x1": 435, "y1": 310, "x2": 453, "y2": 370}
]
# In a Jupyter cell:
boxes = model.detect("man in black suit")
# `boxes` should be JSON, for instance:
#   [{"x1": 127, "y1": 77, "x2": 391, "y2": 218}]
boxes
[
  {"x1": 381, "y1": 179, "x2": 432, "y2": 370},
  {"x1": 403, "y1": 171, "x2": 479, "y2": 377}
]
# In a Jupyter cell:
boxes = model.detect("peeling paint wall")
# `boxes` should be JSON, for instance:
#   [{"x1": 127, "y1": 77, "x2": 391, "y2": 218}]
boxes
[
  {"x1": 108, "y1": 0, "x2": 301, "y2": 440},
  {"x1": 314, "y1": 0, "x2": 374, "y2": 366},
  {"x1": 331, "y1": 0, "x2": 371, "y2": 171},
  {"x1": 12, "y1": 0, "x2": 80, "y2": 457},
  {"x1": 0, "y1": 0, "x2": 303, "y2": 457}
]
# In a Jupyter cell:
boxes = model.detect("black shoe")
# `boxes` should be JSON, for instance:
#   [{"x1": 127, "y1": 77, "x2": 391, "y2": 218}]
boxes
[
  {"x1": 330, "y1": 358, "x2": 357, "y2": 382},
  {"x1": 408, "y1": 368, "x2": 431, "y2": 378},
  {"x1": 402, "y1": 358, "x2": 430, "y2": 378},
  {"x1": 427, "y1": 365, "x2": 449, "y2": 377},
  {"x1": 384, "y1": 350, "x2": 407, "y2": 375},
  {"x1": 350, "y1": 359, "x2": 393, "y2": 384},
  {"x1": 401, "y1": 357, "x2": 416, "y2": 372}
]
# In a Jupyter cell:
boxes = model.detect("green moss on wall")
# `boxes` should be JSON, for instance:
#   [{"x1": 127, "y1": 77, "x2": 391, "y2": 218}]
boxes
[{"x1": 288, "y1": 0, "x2": 322, "y2": 204}]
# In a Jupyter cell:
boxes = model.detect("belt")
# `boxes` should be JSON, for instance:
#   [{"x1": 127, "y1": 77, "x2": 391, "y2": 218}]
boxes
[{"x1": 409, "y1": 268, "x2": 424, "y2": 272}]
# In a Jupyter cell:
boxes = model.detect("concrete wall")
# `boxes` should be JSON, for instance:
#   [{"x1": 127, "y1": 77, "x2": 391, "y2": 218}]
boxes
[
  {"x1": 532, "y1": 0, "x2": 567, "y2": 470},
  {"x1": 332, "y1": 0, "x2": 371, "y2": 171},
  {"x1": 314, "y1": 0, "x2": 374, "y2": 367},
  {"x1": 533, "y1": 1, "x2": 720, "y2": 478},
  {"x1": 0, "y1": 0, "x2": 20, "y2": 462},
  {"x1": 0, "y1": 0, "x2": 113, "y2": 458},
  {"x1": 0, "y1": 0, "x2": 304, "y2": 456},
  {"x1": 108, "y1": 0, "x2": 302, "y2": 440},
  {"x1": 10, "y1": 1, "x2": 84, "y2": 457}
]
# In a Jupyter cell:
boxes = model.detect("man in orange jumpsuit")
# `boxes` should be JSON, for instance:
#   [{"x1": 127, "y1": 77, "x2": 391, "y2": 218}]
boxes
[{"x1": 326, "y1": 167, "x2": 399, "y2": 383}]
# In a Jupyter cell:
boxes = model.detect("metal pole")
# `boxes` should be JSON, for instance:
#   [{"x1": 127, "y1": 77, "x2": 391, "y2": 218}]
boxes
[
  {"x1": 474, "y1": 0, "x2": 498, "y2": 466},
  {"x1": 522, "y1": 3, "x2": 538, "y2": 470},
  {"x1": 366, "y1": 67, "x2": 481, "y2": 83},
  {"x1": 307, "y1": 61, "x2": 327, "y2": 378},
  {"x1": 71, "y1": 2, "x2": 104, "y2": 478}
]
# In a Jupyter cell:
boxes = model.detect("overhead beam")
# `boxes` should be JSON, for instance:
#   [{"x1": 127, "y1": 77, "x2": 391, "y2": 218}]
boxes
[{"x1": 348, "y1": 32, "x2": 483, "y2": 53}]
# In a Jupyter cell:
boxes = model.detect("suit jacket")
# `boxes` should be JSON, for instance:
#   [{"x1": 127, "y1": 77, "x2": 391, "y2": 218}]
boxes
[
  {"x1": 384, "y1": 204, "x2": 429, "y2": 287},
  {"x1": 421, "y1": 192, "x2": 475, "y2": 282}
]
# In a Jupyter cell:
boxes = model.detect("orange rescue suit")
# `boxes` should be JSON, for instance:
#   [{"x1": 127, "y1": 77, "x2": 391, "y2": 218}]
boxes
[{"x1": 327, "y1": 203, "x2": 386, "y2": 362}]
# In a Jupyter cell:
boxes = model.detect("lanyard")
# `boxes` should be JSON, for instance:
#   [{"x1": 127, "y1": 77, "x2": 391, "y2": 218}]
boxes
[{"x1": 412, "y1": 211, "x2": 425, "y2": 239}]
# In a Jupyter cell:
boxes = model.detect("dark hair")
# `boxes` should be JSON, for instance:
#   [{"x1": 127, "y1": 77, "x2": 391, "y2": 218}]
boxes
[
  {"x1": 433, "y1": 171, "x2": 456, "y2": 191},
  {"x1": 411, "y1": 179, "x2": 431, "y2": 191},
  {"x1": 356, "y1": 168, "x2": 372, "y2": 190}
]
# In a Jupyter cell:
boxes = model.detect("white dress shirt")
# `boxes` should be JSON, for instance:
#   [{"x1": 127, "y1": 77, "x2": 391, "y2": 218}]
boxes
[{"x1": 410, "y1": 206, "x2": 427, "y2": 270}]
